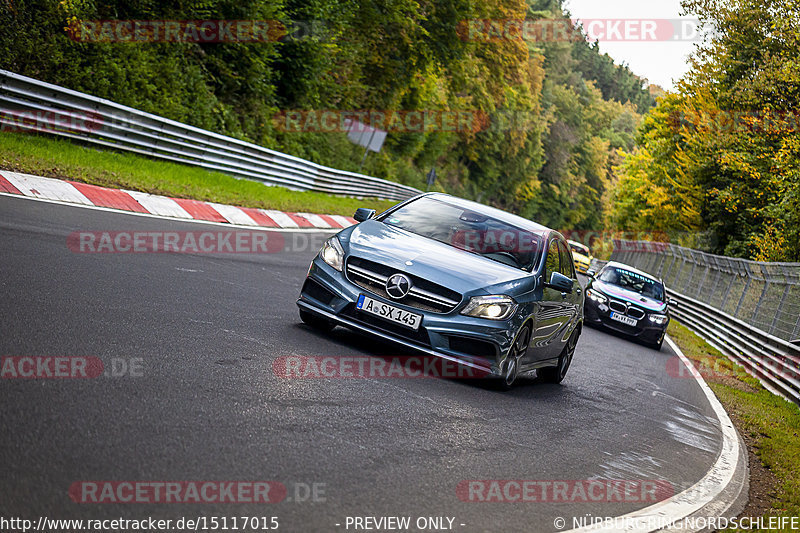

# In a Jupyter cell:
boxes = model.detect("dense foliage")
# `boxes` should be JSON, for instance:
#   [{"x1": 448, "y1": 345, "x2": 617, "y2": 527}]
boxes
[
  {"x1": 611, "y1": 0, "x2": 800, "y2": 261},
  {"x1": 1, "y1": 0, "x2": 652, "y2": 231}
]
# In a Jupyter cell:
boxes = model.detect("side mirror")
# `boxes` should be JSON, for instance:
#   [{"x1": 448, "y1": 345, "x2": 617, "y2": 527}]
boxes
[
  {"x1": 353, "y1": 208, "x2": 376, "y2": 222},
  {"x1": 585, "y1": 269, "x2": 596, "y2": 278},
  {"x1": 547, "y1": 272, "x2": 574, "y2": 293}
]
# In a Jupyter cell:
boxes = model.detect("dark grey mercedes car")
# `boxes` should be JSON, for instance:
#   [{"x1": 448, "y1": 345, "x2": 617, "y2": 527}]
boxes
[{"x1": 297, "y1": 193, "x2": 584, "y2": 388}]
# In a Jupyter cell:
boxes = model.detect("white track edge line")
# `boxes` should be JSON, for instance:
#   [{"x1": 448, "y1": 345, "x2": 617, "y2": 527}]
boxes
[{"x1": 564, "y1": 335, "x2": 743, "y2": 533}]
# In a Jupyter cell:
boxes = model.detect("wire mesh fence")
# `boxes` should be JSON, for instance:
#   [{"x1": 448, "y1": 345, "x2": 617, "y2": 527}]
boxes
[{"x1": 611, "y1": 240, "x2": 800, "y2": 343}]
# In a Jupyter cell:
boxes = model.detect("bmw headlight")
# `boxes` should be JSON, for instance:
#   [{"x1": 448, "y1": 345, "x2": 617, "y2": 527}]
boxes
[
  {"x1": 586, "y1": 288, "x2": 608, "y2": 304},
  {"x1": 648, "y1": 314, "x2": 669, "y2": 325},
  {"x1": 320, "y1": 237, "x2": 344, "y2": 271},
  {"x1": 461, "y1": 295, "x2": 517, "y2": 321}
]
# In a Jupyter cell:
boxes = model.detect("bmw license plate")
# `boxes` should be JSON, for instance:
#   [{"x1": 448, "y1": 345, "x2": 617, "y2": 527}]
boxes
[
  {"x1": 356, "y1": 295, "x2": 422, "y2": 331},
  {"x1": 610, "y1": 312, "x2": 638, "y2": 327}
]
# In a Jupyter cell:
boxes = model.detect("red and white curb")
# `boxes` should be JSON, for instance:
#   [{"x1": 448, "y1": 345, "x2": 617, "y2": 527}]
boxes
[{"x1": 0, "y1": 170, "x2": 357, "y2": 231}]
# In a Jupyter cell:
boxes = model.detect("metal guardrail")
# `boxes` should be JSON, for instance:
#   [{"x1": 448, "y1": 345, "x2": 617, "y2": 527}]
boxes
[
  {"x1": 595, "y1": 242, "x2": 800, "y2": 403},
  {"x1": 0, "y1": 70, "x2": 421, "y2": 202},
  {"x1": 668, "y1": 291, "x2": 800, "y2": 403}
]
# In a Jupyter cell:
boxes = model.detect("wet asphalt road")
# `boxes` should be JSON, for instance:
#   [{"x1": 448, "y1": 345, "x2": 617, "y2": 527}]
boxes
[{"x1": 0, "y1": 194, "x2": 723, "y2": 532}]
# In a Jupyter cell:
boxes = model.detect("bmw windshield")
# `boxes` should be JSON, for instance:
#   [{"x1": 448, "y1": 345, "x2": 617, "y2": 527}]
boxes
[
  {"x1": 380, "y1": 196, "x2": 544, "y2": 271},
  {"x1": 599, "y1": 266, "x2": 665, "y2": 301}
]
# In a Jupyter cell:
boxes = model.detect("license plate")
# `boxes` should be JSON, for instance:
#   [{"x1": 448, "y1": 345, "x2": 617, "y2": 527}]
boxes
[
  {"x1": 610, "y1": 312, "x2": 638, "y2": 327},
  {"x1": 356, "y1": 295, "x2": 422, "y2": 331}
]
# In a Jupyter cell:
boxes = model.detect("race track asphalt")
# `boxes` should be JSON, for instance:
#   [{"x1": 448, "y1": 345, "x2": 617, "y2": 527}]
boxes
[{"x1": 0, "y1": 194, "x2": 723, "y2": 532}]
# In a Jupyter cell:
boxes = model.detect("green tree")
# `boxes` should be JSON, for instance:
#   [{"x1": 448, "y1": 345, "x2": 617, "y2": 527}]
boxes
[{"x1": 612, "y1": 0, "x2": 800, "y2": 260}]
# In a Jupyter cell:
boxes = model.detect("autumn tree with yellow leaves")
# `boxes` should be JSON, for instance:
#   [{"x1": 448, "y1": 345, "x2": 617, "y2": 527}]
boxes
[{"x1": 612, "y1": 0, "x2": 800, "y2": 261}]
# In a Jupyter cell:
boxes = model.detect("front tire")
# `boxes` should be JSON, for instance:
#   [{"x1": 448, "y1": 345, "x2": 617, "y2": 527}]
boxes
[
  {"x1": 299, "y1": 309, "x2": 336, "y2": 333},
  {"x1": 499, "y1": 325, "x2": 531, "y2": 390},
  {"x1": 540, "y1": 327, "x2": 579, "y2": 384},
  {"x1": 651, "y1": 338, "x2": 664, "y2": 351}
]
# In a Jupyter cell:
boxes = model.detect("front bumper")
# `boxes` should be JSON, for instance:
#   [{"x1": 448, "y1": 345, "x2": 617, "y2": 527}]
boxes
[
  {"x1": 296, "y1": 257, "x2": 520, "y2": 376},
  {"x1": 583, "y1": 297, "x2": 667, "y2": 344}
]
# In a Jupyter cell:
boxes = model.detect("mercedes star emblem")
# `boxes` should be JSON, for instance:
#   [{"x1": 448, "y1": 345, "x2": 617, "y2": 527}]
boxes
[{"x1": 385, "y1": 274, "x2": 412, "y2": 299}]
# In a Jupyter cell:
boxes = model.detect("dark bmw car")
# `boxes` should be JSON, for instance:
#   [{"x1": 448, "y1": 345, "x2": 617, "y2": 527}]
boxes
[
  {"x1": 297, "y1": 193, "x2": 584, "y2": 388},
  {"x1": 584, "y1": 261, "x2": 671, "y2": 350}
]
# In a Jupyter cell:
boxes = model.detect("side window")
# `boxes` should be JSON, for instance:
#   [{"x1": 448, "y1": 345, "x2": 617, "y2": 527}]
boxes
[
  {"x1": 545, "y1": 240, "x2": 560, "y2": 279},
  {"x1": 558, "y1": 241, "x2": 576, "y2": 279}
]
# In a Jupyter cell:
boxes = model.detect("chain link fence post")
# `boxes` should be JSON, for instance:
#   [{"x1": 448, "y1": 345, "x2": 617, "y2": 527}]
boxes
[
  {"x1": 794, "y1": 314, "x2": 800, "y2": 341},
  {"x1": 734, "y1": 263, "x2": 753, "y2": 318},
  {"x1": 752, "y1": 263, "x2": 771, "y2": 325},
  {"x1": 772, "y1": 283, "x2": 792, "y2": 335},
  {"x1": 719, "y1": 258, "x2": 736, "y2": 311}
]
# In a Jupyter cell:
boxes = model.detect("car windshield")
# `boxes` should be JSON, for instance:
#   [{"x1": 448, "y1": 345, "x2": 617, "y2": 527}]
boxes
[
  {"x1": 381, "y1": 197, "x2": 544, "y2": 271},
  {"x1": 599, "y1": 267, "x2": 665, "y2": 301},
  {"x1": 570, "y1": 243, "x2": 589, "y2": 256}
]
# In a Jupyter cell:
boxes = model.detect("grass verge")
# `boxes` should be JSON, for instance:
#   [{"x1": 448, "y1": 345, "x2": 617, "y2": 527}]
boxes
[
  {"x1": 0, "y1": 131, "x2": 397, "y2": 216},
  {"x1": 667, "y1": 321, "x2": 800, "y2": 529}
]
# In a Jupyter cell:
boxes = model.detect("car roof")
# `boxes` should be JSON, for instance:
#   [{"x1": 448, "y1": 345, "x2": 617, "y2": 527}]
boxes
[
  {"x1": 567, "y1": 240, "x2": 589, "y2": 250},
  {"x1": 603, "y1": 261, "x2": 662, "y2": 283},
  {"x1": 421, "y1": 193, "x2": 552, "y2": 236}
]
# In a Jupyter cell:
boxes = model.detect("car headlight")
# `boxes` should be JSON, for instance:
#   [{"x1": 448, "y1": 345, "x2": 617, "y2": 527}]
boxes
[
  {"x1": 648, "y1": 314, "x2": 669, "y2": 325},
  {"x1": 461, "y1": 295, "x2": 517, "y2": 321},
  {"x1": 586, "y1": 288, "x2": 608, "y2": 304},
  {"x1": 320, "y1": 237, "x2": 344, "y2": 271}
]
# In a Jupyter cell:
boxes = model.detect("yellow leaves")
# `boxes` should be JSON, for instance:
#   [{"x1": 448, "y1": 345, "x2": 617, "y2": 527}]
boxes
[
  {"x1": 516, "y1": 176, "x2": 541, "y2": 203},
  {"x1": 750, "y1": 223, "x2": 788, "y2": 262}
]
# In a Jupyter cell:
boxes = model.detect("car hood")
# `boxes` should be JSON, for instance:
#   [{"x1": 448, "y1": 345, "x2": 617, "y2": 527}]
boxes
[
  {"x1": 592, "y1": 280, "x2": 667, "y2": 313},
  {"x1": 573, "y1": 252, "x2": 591, "y2": 264},
  {"x1": 344, "y1": 221, "x2": 531, "y2": 295}
]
